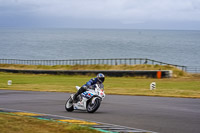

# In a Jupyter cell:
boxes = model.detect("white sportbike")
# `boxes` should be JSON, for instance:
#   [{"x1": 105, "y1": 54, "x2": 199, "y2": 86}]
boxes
[{"x1": 65, "y1": 84, "x2": 105, "y2": 113}]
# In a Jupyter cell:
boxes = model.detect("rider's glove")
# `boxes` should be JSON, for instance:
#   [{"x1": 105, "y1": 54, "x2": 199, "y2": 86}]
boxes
[{"x1": 89, "y1": 85, "x2": 95, "y2": 90}]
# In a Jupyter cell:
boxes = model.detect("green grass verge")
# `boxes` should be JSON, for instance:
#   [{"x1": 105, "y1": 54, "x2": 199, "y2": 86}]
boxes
[
  {"x1": 0, "y1": 72, "x2": 200, "y2": 98},
  {"x1": 0, "y1": 113, "x2": 101, "y2": 133}
]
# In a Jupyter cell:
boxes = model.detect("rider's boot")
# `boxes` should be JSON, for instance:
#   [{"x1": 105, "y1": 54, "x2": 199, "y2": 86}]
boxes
[{"x1": 73, "y1": 86, "x2": 87, "y2": 103}]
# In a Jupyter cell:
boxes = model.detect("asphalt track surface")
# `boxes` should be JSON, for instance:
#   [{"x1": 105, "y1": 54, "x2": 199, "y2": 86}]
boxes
[{"x1": 0, "y1": 90, "x2": 200, "y2": 133}]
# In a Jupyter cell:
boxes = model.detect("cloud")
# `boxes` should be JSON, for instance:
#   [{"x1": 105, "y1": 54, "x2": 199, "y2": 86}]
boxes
[{"x1": 0, "y1": 0, "x2": 200, "y2": 28}]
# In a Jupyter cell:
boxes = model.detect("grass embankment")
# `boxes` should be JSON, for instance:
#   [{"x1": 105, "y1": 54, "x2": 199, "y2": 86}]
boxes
[
  {"x1": 0, "y1": 64, "x2": 187, "y2": 77},
  {"x1": 0, "y1": 113, "x2": 100, "y2": 133},
  {"x1": 0, "y1": 72, "x2": 200, "y2": 98}
]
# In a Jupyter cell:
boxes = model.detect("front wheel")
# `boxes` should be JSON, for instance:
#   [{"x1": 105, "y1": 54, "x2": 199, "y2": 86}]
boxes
[
  {"x1": 65, "y1": 97, "x2": 74, "y2": 112},
  {"x1": 87, "y1": 98, "x2": 101, "y2": 113}
]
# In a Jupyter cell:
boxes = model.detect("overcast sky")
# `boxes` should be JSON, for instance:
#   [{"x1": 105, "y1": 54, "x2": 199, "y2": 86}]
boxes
[{"x1": 0, "y1": 0, "x2": 200, "y2": 30}]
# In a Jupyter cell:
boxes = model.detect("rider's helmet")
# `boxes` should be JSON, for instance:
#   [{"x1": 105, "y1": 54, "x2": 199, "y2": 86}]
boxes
[{"x1": 97, "y1": 73, "x2": 105, "y2": 83}]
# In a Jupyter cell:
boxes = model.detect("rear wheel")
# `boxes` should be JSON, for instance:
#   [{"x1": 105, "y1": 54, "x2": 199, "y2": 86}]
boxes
[
  {"x1": 65, "y1": 97, "x2": 74, "y2": 112},
  {"x1": 87, "y1": 98, "x2": 101, "y2": 113}
]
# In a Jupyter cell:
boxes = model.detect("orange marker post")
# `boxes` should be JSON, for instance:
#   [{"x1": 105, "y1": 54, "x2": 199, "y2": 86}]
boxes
[{"x1": 157, "y1": 70, "x2": 162, "y2": 79}]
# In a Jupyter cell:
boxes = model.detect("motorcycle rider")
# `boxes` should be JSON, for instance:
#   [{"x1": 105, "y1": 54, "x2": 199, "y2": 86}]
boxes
[{"x1": 73, "y1": 73, "x2": 105, "y2": 103}]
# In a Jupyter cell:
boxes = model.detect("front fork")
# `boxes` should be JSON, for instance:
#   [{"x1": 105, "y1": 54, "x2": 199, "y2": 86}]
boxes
[{"x1": 91, "y1": 96, "x2": 102, "y2": 104}]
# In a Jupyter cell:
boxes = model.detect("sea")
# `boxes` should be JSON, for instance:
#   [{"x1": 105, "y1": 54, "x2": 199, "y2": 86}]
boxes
[{"x1": 0, "y1": 28, "x2": 200, "y2": 67}]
